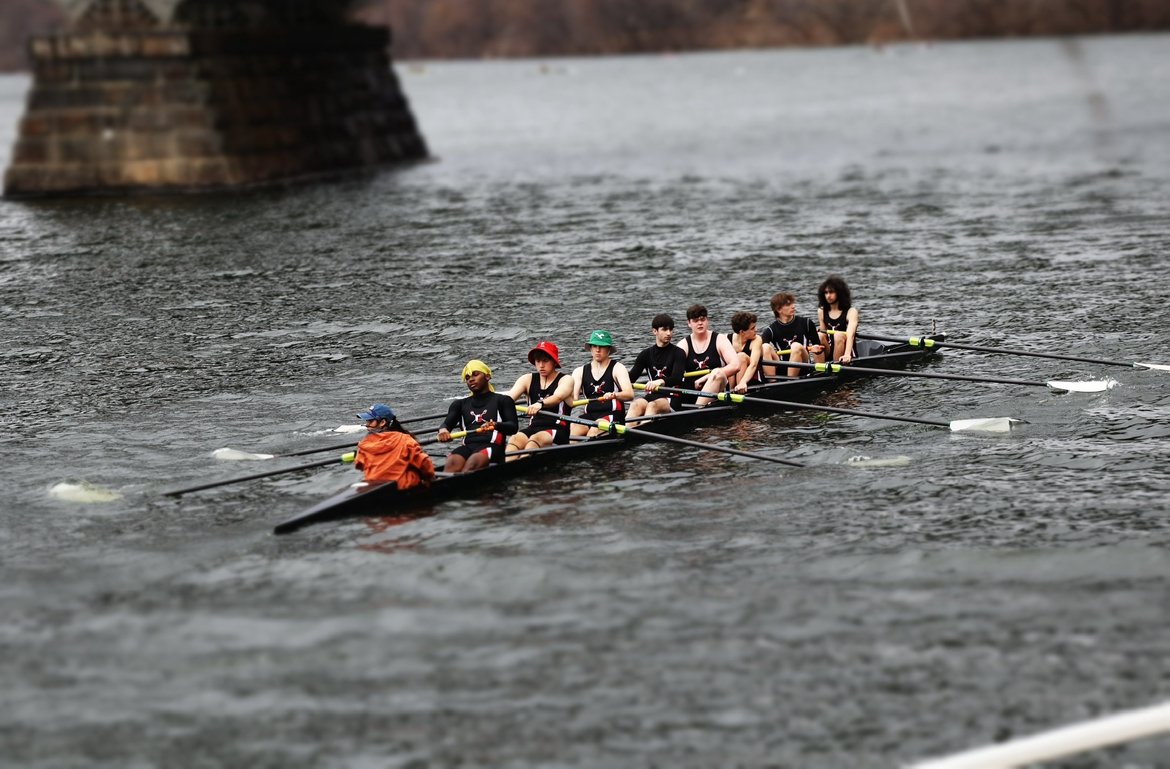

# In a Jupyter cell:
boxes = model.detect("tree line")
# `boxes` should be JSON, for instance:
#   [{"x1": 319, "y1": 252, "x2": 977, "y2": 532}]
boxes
[{"x1": 3, "y1": 0, "x2": 1169, "y2": 71}]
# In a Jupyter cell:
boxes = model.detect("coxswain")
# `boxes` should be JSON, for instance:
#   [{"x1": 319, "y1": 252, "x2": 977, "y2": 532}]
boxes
[
  {"x1": 570, "y1": 330, "x2": 634, "y2": 438},
  {"x1": 625, "y1": 313, "x2": 687, "y2": 423},
  {"x1": 505, "y1": 341, "x2": 575, "y2": 458},
  {"x1": 353, "y1": 403, "x2": 436, "y2": 489},
  {"x1": 437, "y1": 360, "x2": 519, "y2": 473},
  {"x1": 817, "y1": 275, "x2": 860, "y2": 364},
  {"x1": 759, "y1": 292, "x2": 825, "y2": 378},
  {"x1": 676, "y1": 304, "x2": 740, "y2": 407},
  {"x1": 727, "y1": 311, "x2": 764, "y2": 393}
]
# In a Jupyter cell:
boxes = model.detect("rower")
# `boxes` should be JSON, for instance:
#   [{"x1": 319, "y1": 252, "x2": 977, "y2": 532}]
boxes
[
  {"x1": 676, "y1": 304, "x2": 739, "y2": 407},
  {"x1": 817, "y1": 275, "x2": 860, "y2": 364},
  {"x1": 437, "y1": 360, "x2": 519, "y2": 473},
  {"x1": 505, "y1": 341, "x2": 575, "y2": 458},
  {"x1": 354, "y1": 403, "x2": 436, "y2": 489},
  {"x1": 759, "y1": 292, "x2": 825, "y2": 378},
  {"x1": 625, "y1": 313, "x2": 687, "y2": 423},
  {"x1": 570, "y1": 330, "x2": 634, "y2": 438},
  {"x1": 727, "y1": 311, "x2": 764, "y2": 393}
]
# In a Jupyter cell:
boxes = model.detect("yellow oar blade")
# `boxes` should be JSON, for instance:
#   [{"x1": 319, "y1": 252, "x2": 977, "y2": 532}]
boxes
[
  {"x1": 949, "y1": 417, "x2": 1015, "y2": 433},
  {"x1": 1047, "y1": 379, "x2": 1118, "y2": 393}
]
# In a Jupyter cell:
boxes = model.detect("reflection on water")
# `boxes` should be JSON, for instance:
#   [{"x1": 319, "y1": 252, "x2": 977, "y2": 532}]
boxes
[{"x1": 2, "y1": 33, "x2": 1170, "y2": 767}]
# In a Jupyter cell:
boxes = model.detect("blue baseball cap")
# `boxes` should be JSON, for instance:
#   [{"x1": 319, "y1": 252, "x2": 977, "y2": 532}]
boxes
[{"x1": 357, "y1": 404, "x2": 395, "y2": 421}]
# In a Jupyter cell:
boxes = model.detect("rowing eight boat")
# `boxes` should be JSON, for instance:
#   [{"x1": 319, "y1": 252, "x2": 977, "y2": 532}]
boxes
[{"x1": 272, "y1": 336, "x2": 944, "y2": 534}]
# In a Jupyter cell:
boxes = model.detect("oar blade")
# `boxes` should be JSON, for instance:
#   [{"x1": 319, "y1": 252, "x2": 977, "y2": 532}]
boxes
[
  {"x1": 212, "y1": 448, "x2": 276, "y2": 461},
  {"x1": 949, "y1": 417, "x2": 1015, "y2": 433},
  {"x1": 1134, "y1": 362, "x2": 1170, "y2": 372},
  {"x1": 1047, "y1": 379, "x2": 1117, "y2": 393}
]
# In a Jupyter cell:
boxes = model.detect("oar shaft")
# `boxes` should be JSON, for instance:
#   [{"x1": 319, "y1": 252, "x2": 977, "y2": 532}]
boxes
[
  {"x1": 545, "y1": 411, "x2": 805, "y2": 467},
  {"x1": 164, "y1": 456, "x2": 344, "y2": 496},
  {"x1": 776, "y1": 360, "x2": 1047, "y2": 388},
  {"x1": 846, "y1": 331, "x2": 1135, "y2": 368},
  {"x1": 645, "y1": 384, "x2": 951, "y2": 429}
]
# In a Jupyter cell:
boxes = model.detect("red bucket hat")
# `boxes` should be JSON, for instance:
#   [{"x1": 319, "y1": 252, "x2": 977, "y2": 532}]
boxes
[{"x1": 527, "y1": 341, "x2": 561, "y2": 368}]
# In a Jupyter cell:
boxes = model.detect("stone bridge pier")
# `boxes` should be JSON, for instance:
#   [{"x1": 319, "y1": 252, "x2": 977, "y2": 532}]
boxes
[{"x1": 4, "y1": 0, "x2": 427, "y2": 197}]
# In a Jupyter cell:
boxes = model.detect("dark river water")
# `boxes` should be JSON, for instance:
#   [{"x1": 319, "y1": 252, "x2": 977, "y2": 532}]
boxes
[{"x1": 3, "y1": 33, "x2": 1170, "y2": 767}]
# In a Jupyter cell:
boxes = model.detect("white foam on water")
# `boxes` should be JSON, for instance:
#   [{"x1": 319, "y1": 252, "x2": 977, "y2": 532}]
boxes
[
  {"x1": 48, "y1": 481, "x2": 123, "y2": 503},
  {"x1": 332, "y1": 425, "x2": 367, "y2": 433},
  {"x1": 212, "y1": 448, "x2": 275, "y2": 461},
  {"x1": 846, "y1": 455, "x2": 913, "y2": 468}
]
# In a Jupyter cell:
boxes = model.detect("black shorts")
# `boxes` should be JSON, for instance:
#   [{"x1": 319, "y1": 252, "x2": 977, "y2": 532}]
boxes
[
  {"x1": 449, "y1": 443, "x2": 505, "y2": 465},
  {"x1": 582, "y1": 408, "x2": 626, "y2": 426},
  {"x1": 516, "y1": 423, "x2": 570, "y2": 445}
]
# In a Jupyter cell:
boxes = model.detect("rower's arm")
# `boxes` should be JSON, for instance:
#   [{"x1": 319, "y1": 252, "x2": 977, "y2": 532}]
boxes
[
  {"x1": 506, "y1": 373, "x2": 531, "y2": 404},
  {"x1": 716, "y1": 335, "x2": 741, "y2": 378},
  {"x1": 611, "y1": 363, "x2": 635, "y2": 402},
  {"x1": 742, "y1": 337, "x2": 763, "y2": 381},
  {"x1": 495, "y1": 396, "x2": 520, "y2": 436},
  {"x1": 440, "y1": 400, "x2": 462, "y2": 432},
  {"x1": 664, "y1": 348, "x2": 687, "y2": 386},
  {"x1": 570, "y1": 366, "x2": 585, "y2": 401},
  {"x1": 543, "y1": 374, "x2": 576, "y2": 408},
  {"x1": 843, "y1": 307, "x2": 860, "y2": 362}
]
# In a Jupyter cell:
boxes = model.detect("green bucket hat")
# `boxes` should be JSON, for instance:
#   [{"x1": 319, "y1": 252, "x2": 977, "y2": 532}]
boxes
[{"x1": 584, "y1": 330, "x2": 614, "y2": 350}]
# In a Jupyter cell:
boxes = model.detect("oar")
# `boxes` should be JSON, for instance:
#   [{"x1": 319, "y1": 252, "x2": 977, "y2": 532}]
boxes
[
  {"x1": 545, "y1": 411, "x2": 806, "y2": 467},
  {"x1": 831, "y1": 330, "x2": 1170, "y2": 371},
  {"x1": 164, "y1": 453, "x2": 357, "y2": 497},
  {"x1": 636, "y1": 384, "x2": 1016, "y2": 433},
  {"x1": 762, "y1": 360, "x2": 1116, "y2": 393},
  {"x1": 215, "y1": 425, "x2": 447, "y2": 461}
]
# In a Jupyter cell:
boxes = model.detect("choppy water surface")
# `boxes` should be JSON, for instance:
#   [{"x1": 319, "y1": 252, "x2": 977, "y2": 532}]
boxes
[{"x1": 3, "y1": 35, "x2": 1170, "y2": 767}]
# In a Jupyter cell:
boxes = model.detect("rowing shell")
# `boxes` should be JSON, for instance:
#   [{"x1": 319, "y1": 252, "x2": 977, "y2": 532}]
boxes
[{"x1": 272, "y1": 336, "x2": 943, "y2": 534}]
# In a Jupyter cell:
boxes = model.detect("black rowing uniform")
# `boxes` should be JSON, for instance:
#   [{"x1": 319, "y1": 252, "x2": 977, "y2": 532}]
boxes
[
  {"x1": 581, "y1": 360, "x2": 625, "y2": 425},
  {"x1": 442, "y1": 391, "x2": 518, "y2": 464},
  {"x1": 680, "y1": 334, "x2": 728, "y2": 405},
  {"x1": 628, "y1": 344, "x2": 687, "y2": 410},
  {"x1": 759, "y1": 316, "x2": 820, "y2": 363},
  {"x1": 821, "y1": 306, "x2": 855, "y2": 358},
  {"x1": 523, "y1": 372, "x2": 570, "y2": 445},
  {"x1": 728, "y1": 332, "x2": 764, "y2": 384}
]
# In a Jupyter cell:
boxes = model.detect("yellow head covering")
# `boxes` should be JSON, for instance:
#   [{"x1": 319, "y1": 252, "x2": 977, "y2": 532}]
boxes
[{"x1": 461, "y1": 359, "x2": 494, "y2": 391}]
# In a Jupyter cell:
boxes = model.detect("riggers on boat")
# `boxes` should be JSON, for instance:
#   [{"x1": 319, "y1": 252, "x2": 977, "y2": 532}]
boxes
[{"x1": 272, "y1": 335, "x2": 943, "y2": 534}]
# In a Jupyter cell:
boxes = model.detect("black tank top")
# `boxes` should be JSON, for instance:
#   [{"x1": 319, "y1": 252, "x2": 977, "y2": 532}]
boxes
[
  {"x1": 823, "y1": 306, "x2": 851, "y2": 334},
  {"x1": 527, "y1": 372, "x2": 568, "y2": 431},
  {"x1": 582, "y1": 360, "x2": 624, "y2": 418},
  {"x1": 685, "y1": 334, "x2": 723, "y2": 373}
]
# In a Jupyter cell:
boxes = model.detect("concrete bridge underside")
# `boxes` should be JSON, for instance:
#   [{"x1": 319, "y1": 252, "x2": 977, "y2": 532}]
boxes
[{"x1": 5, "y1": 0, "x2": 427, "y2": 197}]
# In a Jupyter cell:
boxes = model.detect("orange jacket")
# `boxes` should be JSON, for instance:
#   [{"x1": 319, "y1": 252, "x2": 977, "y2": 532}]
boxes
[{"x1": 354, "y1": 431, "x2": 435, "y2": 490}]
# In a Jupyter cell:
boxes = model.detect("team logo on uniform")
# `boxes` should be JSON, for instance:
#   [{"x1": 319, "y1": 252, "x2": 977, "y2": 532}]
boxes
[
  {"x1": 590, "y1": 383, "x2": 605, "y2": 395},
  {"x1": 692, "y1": 355, "x2": 710, "y2": 369},
  {"x1": 651, "y1": 365, "x2": 668, "y2": 379},
  {"x1": 470, "y1": 409, "x2": 490, "y2": 424}
]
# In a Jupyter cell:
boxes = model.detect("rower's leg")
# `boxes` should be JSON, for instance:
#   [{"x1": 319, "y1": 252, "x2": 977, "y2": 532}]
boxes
[
  {"x1": 525, "y1": 431, "x2": 555, "y2": 450},
  {"x1": 625, "y1": 399, "x2": 648, "y2": 420},
  {"x1": 505, "y1": 432, "x2": 529, "y2": 461},
  {"x1": 629, "y1": 398, "x2": 668, "y2": 428},
  {"x1": 696, "y1": 369, "x2": 727, "y2": 407},
  {"x1": 788, "y1": 343, "x2": 807, "y2": 378},
  {"x1": 729, "y1": 352, "x2": 750, "y2": 389},
  {"x1": 569, "y1": 422, "x2": 590, "y2": 438},
  {"x1": 444, "y1": 453, "x2": 467, "y2": 473},
  {"x1": 462, "y1": 452, "x2": 491, "y2": 472},
  {"x1": 833, "y1": 333, "x2": 847, "y2": 361}
]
